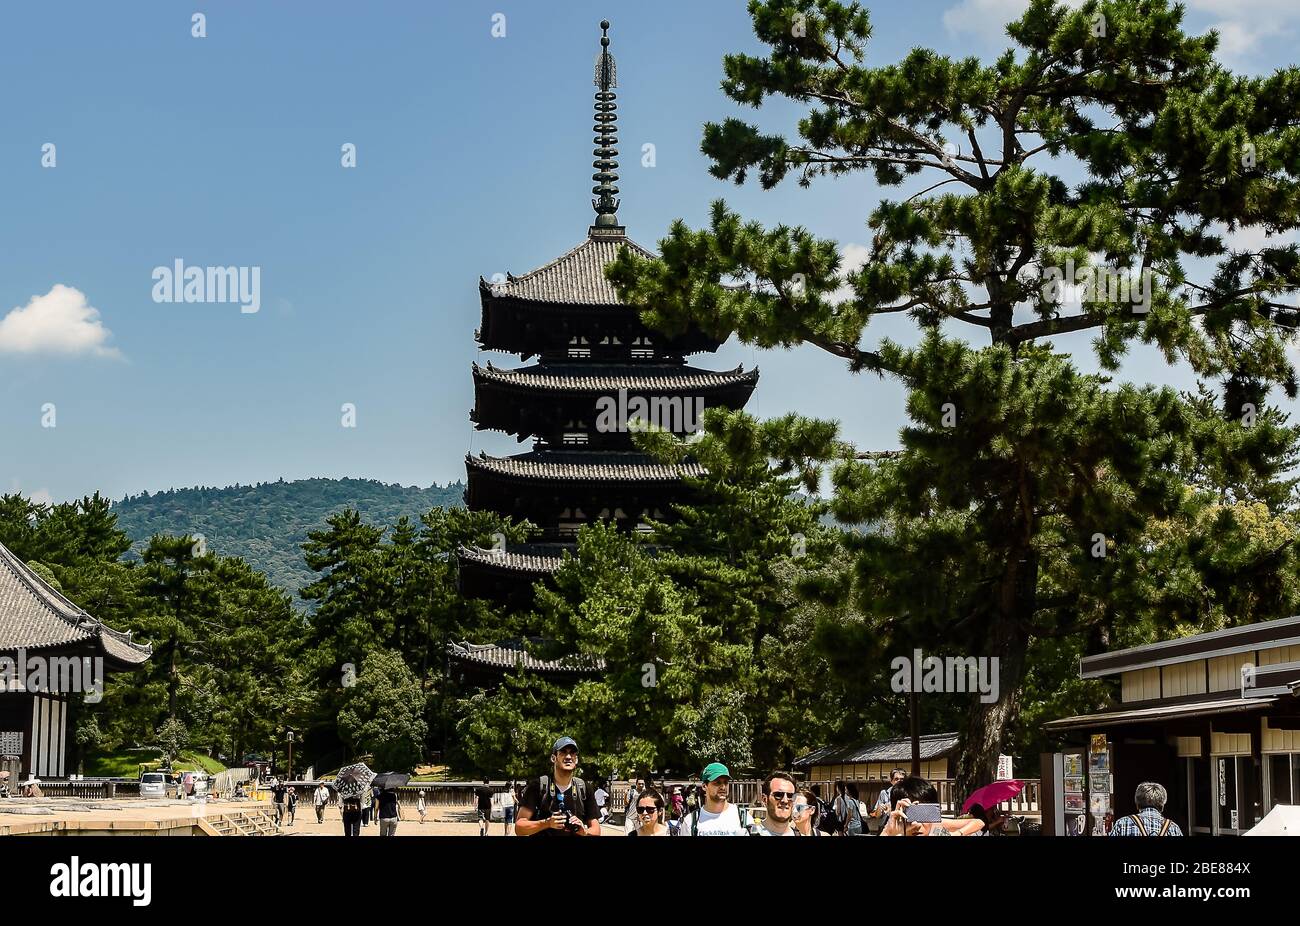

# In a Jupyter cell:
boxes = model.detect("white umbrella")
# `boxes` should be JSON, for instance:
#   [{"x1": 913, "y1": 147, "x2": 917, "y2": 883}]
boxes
[{"x1": 1243, "y1": 803, "x2": 1300, "y2": 836}]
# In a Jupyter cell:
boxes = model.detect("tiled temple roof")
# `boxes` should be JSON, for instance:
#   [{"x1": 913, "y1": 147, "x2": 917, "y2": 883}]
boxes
[
  {"x1": 473, "y1": 362, "x2": 758, "y2": 393},
  {"x1": 465, "y1": 451, "x2": 705, "y2": 482},
  {"x1": 0, "y1": 540, "x2": 151, "y2": 667},
  {"x1": 792, "y1": 733, "x2": 961, "y2": 768},
  {"x1": 456, "y1": 544, "x2": 567, "y2": 574},
  {"x1": 447, "y1": 640, "x2": 605, "y2": 674},
  {"x1": 481, "y1": 233, "x2": 655, "y2": 306}
]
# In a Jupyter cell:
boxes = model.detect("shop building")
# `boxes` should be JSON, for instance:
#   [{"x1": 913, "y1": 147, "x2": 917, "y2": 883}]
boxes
[{"x1": 1044, "y1": 615, "x2": 1300, "y2": 835}]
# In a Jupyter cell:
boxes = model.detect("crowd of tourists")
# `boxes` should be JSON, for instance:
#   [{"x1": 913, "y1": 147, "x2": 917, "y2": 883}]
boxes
[
  {"x1": 503, "y1": 736, "x2": 975, "y2": 836},
  {"x1": 501, "y1": 736, "x2": 1183, "y2": 837},
  {"x1": 248, "y1": 735, "x2": 1186, "y2": 838}
]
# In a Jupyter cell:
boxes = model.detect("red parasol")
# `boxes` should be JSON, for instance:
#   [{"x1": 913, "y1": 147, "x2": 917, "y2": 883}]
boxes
[{"x1": 962, "y1": 779, "x2": 1025, "y2": 814}]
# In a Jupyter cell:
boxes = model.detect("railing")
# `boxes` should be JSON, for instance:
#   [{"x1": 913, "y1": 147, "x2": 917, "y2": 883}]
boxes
[
  {"x1": 18, "y1": 780, "x2": 141, "y2": 799},
  {"x1": 16, "y1": 777, "x2": 1039, "y2": 814},
  {"x1": 795, "y1": 778, "x2": 1041, "y2": 815},
  {"x1": 213, "y1": 768, "x2": 252, "y2": 794},
  {"x1": 935, "y1": 779, "x2": 1040, "y2": 814}
]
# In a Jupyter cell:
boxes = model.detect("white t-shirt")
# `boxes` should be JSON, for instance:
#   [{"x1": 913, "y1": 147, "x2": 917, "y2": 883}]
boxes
[
  {"x1": 595, "y1": 788, "x2": 608, "y2": 808},
  {"x1": 689, "y1": 803, "x2": 748, "y2": 836},
  {"x1": 500, "y1": 789, "x2": 515, "y2": 808},
  {"x1": 757, "y1": 824, "x2": 797, "y2": 836}
]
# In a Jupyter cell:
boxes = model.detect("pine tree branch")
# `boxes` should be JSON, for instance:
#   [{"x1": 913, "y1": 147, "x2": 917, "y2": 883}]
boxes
[
  {"x1": 794, "y1": 146, "x2": 950, "y2": 173},
  {"x1": 819, "y1": 45, "x2": 987, "y2": 188},
  {"x1": 967, "y1": 128, "x2": 991, "y2": 182},
  {"x1": 1007, "y1": 282, "x2": 1294, "y2": 344},
  {"x1": 803, "y1": 330, "x2": 903, "y2": 379}
]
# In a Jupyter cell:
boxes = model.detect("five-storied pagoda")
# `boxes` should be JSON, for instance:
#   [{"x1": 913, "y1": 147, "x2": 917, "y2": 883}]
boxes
[{"x1": 457, "y1": 22, "x2": 759, "y2": 602}]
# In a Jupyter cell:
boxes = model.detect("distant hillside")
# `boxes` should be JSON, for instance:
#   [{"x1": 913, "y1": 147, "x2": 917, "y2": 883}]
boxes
[{"x1": 112, "y1": 477, "x2": 464, "y2": 597}]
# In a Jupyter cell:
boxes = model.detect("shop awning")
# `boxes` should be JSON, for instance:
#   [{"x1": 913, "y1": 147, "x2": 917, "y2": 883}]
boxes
[{"x1": 1044, "y1": 695, "x2": 1278, "y2": 732}]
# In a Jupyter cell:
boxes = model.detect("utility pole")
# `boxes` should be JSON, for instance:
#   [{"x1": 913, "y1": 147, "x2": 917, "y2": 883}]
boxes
[{"x1": 909, "y1": 688, "x2": 921, "y2": 777}]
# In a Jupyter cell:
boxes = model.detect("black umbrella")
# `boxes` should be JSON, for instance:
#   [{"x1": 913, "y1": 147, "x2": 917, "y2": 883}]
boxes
[{"x1": 372, "y1": 772, "x2": 411, "y2": 791}]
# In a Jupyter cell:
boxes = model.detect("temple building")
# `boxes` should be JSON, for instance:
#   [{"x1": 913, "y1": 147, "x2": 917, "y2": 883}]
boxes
[
  {"x1": 446, "y1": 640, "x2": 605, "y2": 691},
  {"x1": 458, "y1": 21, "x2": 758, "y2": 602},
  {"x1": 0, "y1": 540, "x2": 151, "y2": 780}
]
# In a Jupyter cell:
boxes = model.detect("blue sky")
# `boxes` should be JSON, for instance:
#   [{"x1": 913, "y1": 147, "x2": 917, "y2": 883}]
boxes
[{"x1": 4, "y1": 0, "x2": 1299, "y2": 505}]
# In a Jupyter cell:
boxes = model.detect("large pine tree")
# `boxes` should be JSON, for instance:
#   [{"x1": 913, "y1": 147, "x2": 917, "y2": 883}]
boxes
[{"x1": 609, "y1": 0, "x2": 1300, "y2": 793}]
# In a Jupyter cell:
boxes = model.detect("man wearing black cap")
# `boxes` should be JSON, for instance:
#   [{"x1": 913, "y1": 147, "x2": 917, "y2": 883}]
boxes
[{"x1": 516, "y1": 736, "x2": 601, "y2": 836}]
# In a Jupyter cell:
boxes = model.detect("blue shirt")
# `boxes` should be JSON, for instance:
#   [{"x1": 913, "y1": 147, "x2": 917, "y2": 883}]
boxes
[{"x1": 1110, "y1": 808, "x2": 1183, "y2": 836}]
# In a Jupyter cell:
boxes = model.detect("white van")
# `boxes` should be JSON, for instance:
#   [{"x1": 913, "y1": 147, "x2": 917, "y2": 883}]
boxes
[{"x1": 139, "y1": 772, "x2": 166, "y2": 798}]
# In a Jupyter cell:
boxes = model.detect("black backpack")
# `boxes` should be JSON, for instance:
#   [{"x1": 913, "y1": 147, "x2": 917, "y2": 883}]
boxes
[
  {"x1": 535, "y1": 775, "x2": 588, "y2": 822},
  {"x1": 817, "y1": 796, "x2": 840, "y2": 834}
]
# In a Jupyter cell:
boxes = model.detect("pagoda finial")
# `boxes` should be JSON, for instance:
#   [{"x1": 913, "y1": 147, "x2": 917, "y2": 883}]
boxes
[{"x1": 590, "y1": 19, "x2": 622, "y2": 234}]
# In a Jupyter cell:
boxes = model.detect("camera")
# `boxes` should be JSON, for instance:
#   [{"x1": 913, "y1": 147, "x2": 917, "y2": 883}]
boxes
[{"x1": 903, "y1": 802, "x2": 942, "y2": 825}]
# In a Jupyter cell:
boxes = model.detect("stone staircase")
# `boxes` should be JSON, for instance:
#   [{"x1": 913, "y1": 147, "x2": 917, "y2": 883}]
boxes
[{"x1": 208, "y1": 808, "x2": 280, "y2": 836}]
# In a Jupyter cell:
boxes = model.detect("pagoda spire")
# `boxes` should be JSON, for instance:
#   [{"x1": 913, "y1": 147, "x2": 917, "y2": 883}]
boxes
[{"x1": 590, "y1": 20, "x2": 621, "y2": 234}]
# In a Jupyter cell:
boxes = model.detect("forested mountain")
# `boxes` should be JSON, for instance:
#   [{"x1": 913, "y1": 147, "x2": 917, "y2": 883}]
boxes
[{"x1": 111, "y1": 478, "x2": 464, "y2": 596}]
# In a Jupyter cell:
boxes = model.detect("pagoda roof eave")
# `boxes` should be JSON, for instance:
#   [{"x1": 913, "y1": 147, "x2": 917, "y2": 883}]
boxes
[
  {"x1": 0, "y1": 540, "x2": 152, "y2": 670},
  {"x1": 464, "y1": 451, "x2": 706, "y2": 483},
  {"x1": 456, "y1": 544, "x2": 568, "y2": 575},
  {"x1": 481, "y1": 234, "x2": 656, "y2": 307},
  {"x1": 471, "y1": 362, "x2": 760, "y2": 394}
]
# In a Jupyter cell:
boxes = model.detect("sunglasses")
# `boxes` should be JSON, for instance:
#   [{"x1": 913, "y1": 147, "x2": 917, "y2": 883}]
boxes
[
  {"x1": 794, "y1": 803, "x2": 809, "y2": 814},
  {"x1": 637, "y1": 805, "x2": 659, "y2": 814},
  {"x1": 769, "y1": 791, "x2": 796, "y2": 801}
]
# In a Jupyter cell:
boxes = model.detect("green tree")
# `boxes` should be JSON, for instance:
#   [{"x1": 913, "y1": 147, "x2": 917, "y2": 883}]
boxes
[
  {"x1": 157, "y1": 717, "x2": 189, "y2": 767},
  {"x1": 608, "y1": 0, "x2": 1300, "y2": 793},
  {"x1": 337, "y1": 650, "x2": 429, "y2": 771},
  {"x1": 140, "y1": 535, "x2": 219, "y2": 723},
  {"x1": 301, "y1": 506, "x2": 526, "y2": 769}
]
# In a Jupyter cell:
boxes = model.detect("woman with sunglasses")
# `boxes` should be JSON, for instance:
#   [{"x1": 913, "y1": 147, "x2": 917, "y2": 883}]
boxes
[
  {"x1": 793, "y1": 788, "x2": 821, "y2": 836},
  {"x1": 627, "y1": 786, "x2": 669, "y2": 836}
]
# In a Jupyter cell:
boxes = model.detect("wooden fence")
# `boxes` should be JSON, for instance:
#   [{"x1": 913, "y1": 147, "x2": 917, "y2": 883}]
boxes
[
  {"x1": 21, "y1": 779, "x2": 141, "y2": 799},
  {"x1": 11, "y1": 775, "x2": 1039, "y2": 818}
]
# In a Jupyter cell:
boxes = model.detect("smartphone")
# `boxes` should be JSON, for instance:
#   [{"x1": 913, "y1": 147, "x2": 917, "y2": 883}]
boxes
[{"x1": 903, "y1": 802, "x2": 942, "y2": 824}]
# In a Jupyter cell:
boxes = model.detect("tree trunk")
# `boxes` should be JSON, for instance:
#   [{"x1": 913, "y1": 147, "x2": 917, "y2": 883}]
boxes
[
  {"x1": 167, "y1": 634, "x2": 179, "y2": 721},
  {"x1": 954, "y1": 622, "x2": 1026, "y2": 799},
  {"x1": 954, "y1": 550, "x2": 1034, "y2": 799}
]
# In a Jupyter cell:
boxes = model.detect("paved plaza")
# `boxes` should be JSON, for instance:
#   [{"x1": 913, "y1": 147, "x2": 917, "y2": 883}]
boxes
[{"x1": 0, "y1": 797, "x2": 626, "y2": 836}]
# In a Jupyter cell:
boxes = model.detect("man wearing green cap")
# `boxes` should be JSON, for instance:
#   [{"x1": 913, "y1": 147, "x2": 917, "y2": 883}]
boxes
[{"x1": 680, "y1": 763, "x2": 750, "y2": 836}]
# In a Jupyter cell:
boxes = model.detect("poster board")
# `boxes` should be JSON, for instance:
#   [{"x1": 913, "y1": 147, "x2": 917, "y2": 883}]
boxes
[
  {"x1": 1087, "y1": 733, "x2": 1112, "y2": 835},
  {"x1": 1060, "y1": 750, "x2": 1086, "y2": 835}
]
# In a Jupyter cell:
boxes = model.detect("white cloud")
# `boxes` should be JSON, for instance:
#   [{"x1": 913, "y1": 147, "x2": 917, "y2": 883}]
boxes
[
  {"x1": 0, "y1": 285, "x2": 120, "y2": 358},
  {"x1": 1218, "y1": 224, "x2": 1297, "y2": 252},
  {"x1": 942, "y1": 0, "x2": 1030, "y2": 45},
  {"x1": 28, "y1": 488, "x2": 54, "y2": 508},
  {"x1": 942, "y1": 0, "x2": 1087, "y2": 45},
  {"x1": 940, "y1": 0, "x2": 1297, "y2": 63},
  {"x1": 1186, "y1": 2, "x2": 1297, "y2": 60},
  {"x1": 831, "y1": 243, "x2": 872, "y2": 304}
]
